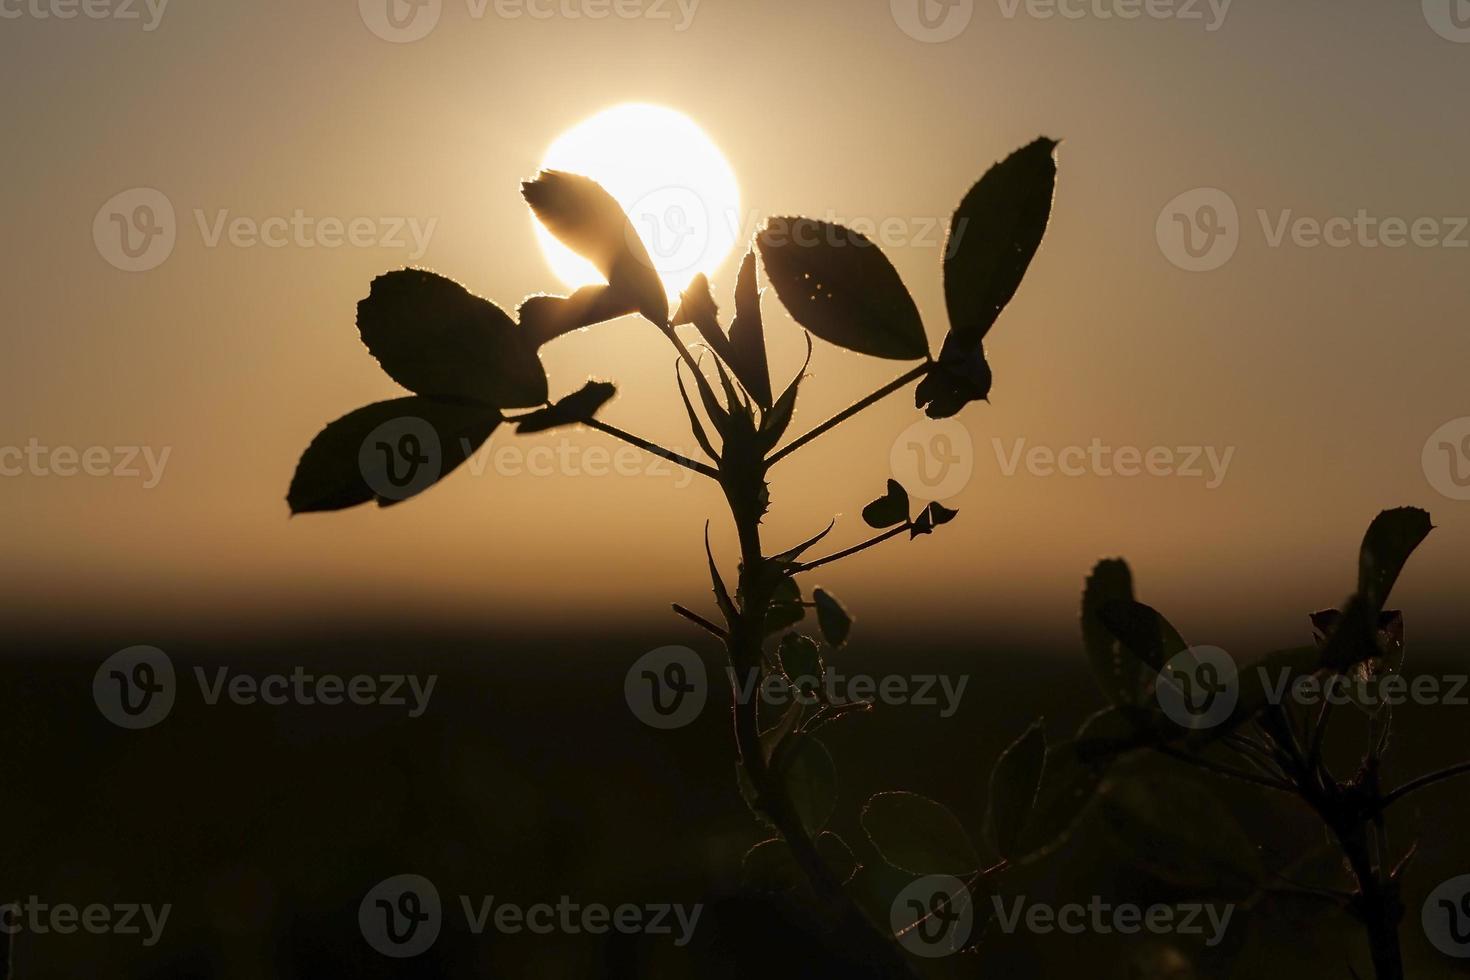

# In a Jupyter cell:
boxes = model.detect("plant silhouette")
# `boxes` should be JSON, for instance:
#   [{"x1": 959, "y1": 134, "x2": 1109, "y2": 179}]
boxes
[
  {"x1": 287, "y1": 136, "x2": 1057, "y2": 974},
  {"x1": 284, "y1": 140, "x2": 1464, "y2": 978}
]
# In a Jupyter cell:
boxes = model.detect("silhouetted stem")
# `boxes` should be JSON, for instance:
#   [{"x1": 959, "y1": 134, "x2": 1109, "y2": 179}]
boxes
[
  {"x1": 1255, "y1": 707, "x2": 1403, "y2": 980},
  {"x1": 583, "y1": 418, "x2": 718, "y2": 479},
  {"x1": 790, "y1": 524, "x2": 911, "y2": 575},
  {"x1": 671, "y1": 603, "x2": 727, "y2": 639},
  {"x1": 1381, "y1": 759, "x2": 1470, "y2": 809},
  {"x1": 720, "y1": 461, "x2": 918, "y2": 978},
  {"x1": 768, "y1": 363, "x2": 931, "y2": 466}
]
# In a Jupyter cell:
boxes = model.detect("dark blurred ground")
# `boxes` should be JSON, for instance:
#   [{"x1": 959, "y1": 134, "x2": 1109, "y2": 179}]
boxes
[{"x1": 3, "y1": 621, "x2": 1468, "y2": 978}]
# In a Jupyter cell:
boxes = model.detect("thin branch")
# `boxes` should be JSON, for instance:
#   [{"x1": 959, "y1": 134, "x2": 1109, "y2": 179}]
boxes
[
  {"x1": 1381, "y1": 759, "x2": 1470, "y2": 809},
  {"x1": 789, "y1": 523, "x2": 911, "y2": 575},
  {"x1": 583, "y1": 417, "x2": 719, "y2": 479},
  {"x1": 671, "y1": 603, "x2": 727, "y2": 639},
  {"x1": 768, "y1": 362, "x2": 931, "y2": 466}
]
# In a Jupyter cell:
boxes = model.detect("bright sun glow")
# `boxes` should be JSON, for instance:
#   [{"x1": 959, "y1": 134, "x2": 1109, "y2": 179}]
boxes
[{"x1": 534, "y1": 104, "x2": 741, "y2": 300}]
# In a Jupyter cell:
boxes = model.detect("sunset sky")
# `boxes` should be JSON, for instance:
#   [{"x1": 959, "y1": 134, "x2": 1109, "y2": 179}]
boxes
[{"x1": 4, "y1": 0, "x2": 1467, "y2": 654}]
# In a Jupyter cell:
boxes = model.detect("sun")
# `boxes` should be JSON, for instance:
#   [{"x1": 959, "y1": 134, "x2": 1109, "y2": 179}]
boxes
[{"x1": 534, "y1": 104, "x2": 742, "y2": 301}]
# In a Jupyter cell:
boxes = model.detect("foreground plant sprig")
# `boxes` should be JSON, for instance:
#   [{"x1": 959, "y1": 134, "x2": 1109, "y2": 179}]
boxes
[
  {"x1": 286, "y1": 139, "x2": 1060, "y2": 975},
  {"x1": 885, "y1": 507, "x2": 1451, "y2": 980}
]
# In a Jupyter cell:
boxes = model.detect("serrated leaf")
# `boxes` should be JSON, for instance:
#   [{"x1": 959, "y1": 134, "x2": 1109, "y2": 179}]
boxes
[
  {"x1": 778, "y1": 633, "x2": 824, "y2": 691},
  {"x1": 862, "y1": 479, "x2": 910, "y2": 529},
  {"x1": 944, "y1": 138, "x2": 1058, "y2": 349},
  {"x1": 757, "y1": 333, "x2": 812, "y2": 453},
  {"x1": 862, "y1": 791, "x2": 981, "y2": 876},
  {"x1": 813, "y1": 589, "x2": 852, "y2": 648},
  {"x1": 774, "y1": 520, "x2": 836, "y2": 564},
  {"x1": 1081, "y1": 560, "x2": 1150, "y2": 708},
  {"x1": 521, "y1": 170, "x2": 668, "y2": 326},
  {"x1": 357, "y1": 269, "x2": 547, "y2": 408},
  {"x1": 757, "y1": 217, "x2": 928, "y2": 360},
  {"x1": 288, "y1": 397, "x2": 501, "y2": 514},
  {"x1": 727, "y1": 250, "x2": 773, "y2": 408},
  {"x1": 517, "y1": 286, "x2": 639, "y2": 348},
  {"x1": 986, "y1": 719, "x2": 1047, "y2": 859},
  {"x1": 1098, "y1": 599, "x2": 1191, "y2": 674},
  {"x1": 926, "y1": 501, "x2": 959, "y2": 527},
  {"x1": 513, "y1": 381, "x2": 616, "y2": 434},
  {"x1": 1357, "y1": 507, "x2": 1433, "y2": 611},
  {"x1": 775, "y1": 735, "x2": 838, "y2": 836}
]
